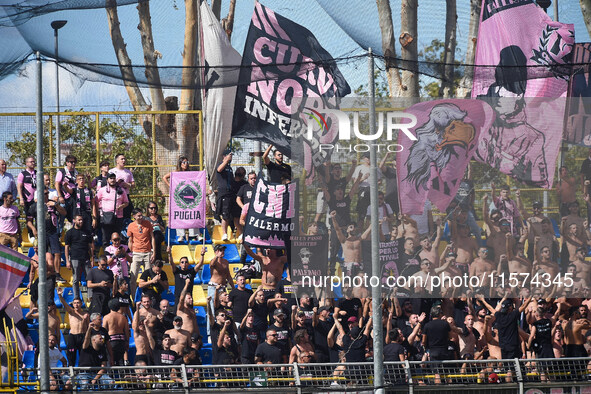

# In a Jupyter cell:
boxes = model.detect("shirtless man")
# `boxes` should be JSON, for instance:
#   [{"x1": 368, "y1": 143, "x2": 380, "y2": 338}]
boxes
[
  {"x1": 472, "y1": 304, "x2": 488, "y2": 339},
  {"x1": 102, "y1": 298, "x2": 130, "y2": 366},
  {"x1": 208, "y1": 244, "x2": 234, "y2": 307},
  {"x1": 438, "y1": 249, "x2": 465, "y2": 296},
  {"x1": 27, "y1": 301, "x2": 61, "y2": 342},
  {"x1": 408, "y1": 256, "x2": 452, "y2": 296},
  {"x1": 330, "y1": 211, "x2": 371, "y2": 277},
  {"x1": 564, "y1": 306, "x2": 591, "y2": 357},
  {"x1": 245, "y1": 245, "x2": 287, "y2": 298},
  {"x1": 516, "y1": 190, "x2": 548, "y2": 255},
  {"x1": 558, "y1": 166, "x2": 577, "y2": 217},
  {"x1": 418, "y1": 222, "x2": 442, "y2": 266},
  {"x1": 504, "y1": 232, "x2": 532, "y2": 278},
  {"x1": 469, "y1": 247, "x2": 496, "y2": 290},
  {"x1": 562, "y1": 218, "x2": 589, "y2": 263},
  {"x1": 533, "y1": 242, "x2": 560, "y2": 279},
  {"x1": 451, "y1": 222, "x2": 478, "y2": 268},
  {"x1": 165, "y1": 316, "x2": 191, "y2": 356},
  {"x1": 565, "y1": 200, "x2": 586, "y2": 240},
  {"x1": 483, "y1": 194, "x2": 510, "y2": 264},
  {"x1": 567, "y1": 263, "x2": 589, "y2": 296},
  {"x1": 398, "y1": 214, "x2": 419, "y2": 243},
  {"x1": 137, "y1": 294, "x2": 160, "y2": 324},
  {"x1": 57, "y1": 287, "x2": 89, "y2": 367},
  {"x1": 132, "y1": 310, "x2": 150, "y2": 362},
  {"x1": 571, "y1": 247, "x2": 591, "y2": 285},
  {"x1": 176, "y1": 278, "x2": 197, "y2": 334},
  {"x1": 531, "y1": 218, "x2": 557, "y2": 259}
]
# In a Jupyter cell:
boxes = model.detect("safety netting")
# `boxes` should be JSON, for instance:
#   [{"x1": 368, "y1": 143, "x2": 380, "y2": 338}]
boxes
[{"x1": 0, "y1": 0, "x2": 589, "y2": 94}]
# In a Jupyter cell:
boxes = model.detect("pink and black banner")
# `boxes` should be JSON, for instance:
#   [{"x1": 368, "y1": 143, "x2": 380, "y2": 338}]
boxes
[
  {"x1": 231, "y1": 2, "x2": 350, "y2": 165},
  {"x1": 564, "y1": 43, "x2": 591, "y2": 145},
  {"x1": 472, "y1": 0, "x2": 574, "y2": 187},
  {"x1": 243, "y1": 174, "x2": 298, "y2": 249},
  {"x1": 168, "y1": 171, "x2": 206, "y2": 229},
  {"x1": 397, "y1": 99, "x2": 494, "y2": 215}
]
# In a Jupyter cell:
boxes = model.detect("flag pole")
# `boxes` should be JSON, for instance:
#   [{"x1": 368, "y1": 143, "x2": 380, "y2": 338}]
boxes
[
  {"x1": 368, "y1": 47, "x2": 384, "y2": 394},
  {"x1": 35, "y1": 51, "x2": 50, "y2": 394}
]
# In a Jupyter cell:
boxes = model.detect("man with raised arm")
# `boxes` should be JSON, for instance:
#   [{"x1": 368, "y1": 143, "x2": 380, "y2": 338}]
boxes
[
  {"x1": 165, "y1": 315, "x2": 192, "y2": 356},
  {"x1": 329, "y1": 210, "x2": 372, "y2": 277},
  {"x1": 176, "y1": 277, "x2": 198, "y2": 334},
  {"x1": 263, "y1": 144, "x2": 292, "y2": 184},
  {"x1": 57, "y1": 287, "x2": 89, "y2": 367},
  {"x1": 167, "y1": 245, "x2": 205, "y2": 308},
  {"x1": 244, "y1": 245, "x2": 287, "y2": 299}
]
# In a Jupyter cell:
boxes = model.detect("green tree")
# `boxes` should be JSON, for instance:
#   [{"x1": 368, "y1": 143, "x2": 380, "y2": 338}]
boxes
[
  {"x1": 419, "y1": 39, "x2": 463, "y2": 98},
  {"x1": 6, "y1": 112, "x2": 157, "y2": 208}
]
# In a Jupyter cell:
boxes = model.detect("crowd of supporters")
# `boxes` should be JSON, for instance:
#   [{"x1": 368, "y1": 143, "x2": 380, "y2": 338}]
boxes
[{"x1": 3, "y1": 146, "x2": 591, "y2": 387}]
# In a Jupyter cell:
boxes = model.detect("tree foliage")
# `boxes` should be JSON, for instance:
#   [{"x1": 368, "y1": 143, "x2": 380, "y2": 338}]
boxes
[
  {"x1": 6, "y1": 113, "x2": 157, "y2": 207},
  {"x1": 419, "y1": 39, "x2": 463, "y2": 98}
]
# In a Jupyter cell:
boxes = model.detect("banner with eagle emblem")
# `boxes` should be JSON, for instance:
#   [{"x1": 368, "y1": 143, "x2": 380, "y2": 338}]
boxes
[{"x1": 397, "y1": 99, "x2": 494, "y2": 215}]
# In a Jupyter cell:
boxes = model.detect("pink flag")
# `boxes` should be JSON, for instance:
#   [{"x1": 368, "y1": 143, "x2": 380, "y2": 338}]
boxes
[
  {"x1": 397, "y1": 99, "x2": 494, "y2": 214},
  {"x1": 169, "y1": 171, "x2": 206, "y2": 229},
  {"x1": 472, "y1": 0, "x2": 574, "y2": 187}
]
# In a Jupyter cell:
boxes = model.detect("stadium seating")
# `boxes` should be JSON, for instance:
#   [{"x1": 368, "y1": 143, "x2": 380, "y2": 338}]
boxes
[
  {"x1": 211, "y1": 225, "x2": 237, "y2": 244},
  {"x1": 57, "y1": 267, "x2": 72, "y2": 287},
  {"x1": 189, "y1": 228, "x2": 212, "y2": 245},
  {"x1": 223, "y1": 244, "x2": 241, "y2": 263},
  {"x1": 161, "y1": 287, "x2": 175, "y2": 306},
  {"x1": 21, "y1": 231, "x2": 34, "y2": 249},
  {"x1": 228, "y1": 263, "x2": 242, "y2": 277},
  {"x1": 192, "y1": 285, "x2": 207, "y2": 307},
  {"x1": 201, "y1": 264, "x2": 211, "y2": 283},
  {"x1": 194, "y1": 245, "x2": 215, "y2": 264},
  {"x1": 171, "y1": 245, "x2": 194, "y2": 265},
  {"x1": 161, "y1": 264, "x2": 175, "y2": 286},
  {"x1": 19, "y1": 291, "x2": 31, "y2": 309}
]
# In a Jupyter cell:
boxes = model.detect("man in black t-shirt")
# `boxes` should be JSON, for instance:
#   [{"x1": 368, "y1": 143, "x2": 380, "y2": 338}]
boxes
[
  {"x1": 384, "y1": 329, "x2": 407, "y2": 361},
  {"x1": 236, "y1": 171, "x2": 256, "y2": 245},
  {"x1": 168, "y1": 246, "x2": 205, "y2": 308},
  {"x1": 263, "y1": 144, "x2": 291, "y2": 183},
  {"x1": 342, "y1": 318, "x2": 372, "y2": 362},
  {"x1": 270, "y1": 310, "x2": 291, "y2": 361},
  {"x1": 236, "y1": 172, "x2": 256, "y2": 207},
  {"x1": 65, "y1": 214, "x2": 94, "y2": 299},
  {"x1": 334, "y1": 295, "x2": 362, "y2": 325},
  {"x1": 152, "y1": 333, "x2": 179, "y2": 365},
  {"x1": 494, "y1": 298, "x2": 530, "y2": 359},
  {"x1": 78, "y1": 332, "x2": 113, "y2": 388},
  {"x1": 216, "y1": 149, "x2": 236, "y2": 241},
  {"x1": 138, "y1": 260, "x2": 169, "y2": 307},
  {"x1": 255, "y1": 328, "x2": 283, "y2": 364},
  {"x1": 87, "y1": 257, "x2": 114, "y2": 316},
  {"x1": 313, "y1": 306, "x2": 333, "y2": 363},
  {"x1": 398, "y1": 238, "x2": 420, "y2": 276},
  {"x1": 423, "y1": 306, "x2": 459, "y2": 361},
  {"x1": 229, "y1": 274, "x2": 253, "y2": 325}
]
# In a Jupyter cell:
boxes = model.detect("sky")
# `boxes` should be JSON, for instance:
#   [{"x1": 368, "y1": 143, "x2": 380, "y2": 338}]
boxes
[{"x1": 0, "y1": 0, "x2": 588, "y2": 112}]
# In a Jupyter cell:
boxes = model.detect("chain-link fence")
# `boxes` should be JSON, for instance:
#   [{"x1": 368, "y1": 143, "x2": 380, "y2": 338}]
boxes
[
  {"x1": 1, "y1": 110, "x2": 586, "y2": 226},
  {"x1": 13, "y1": 358, "x2": 591, "y2": 393}
]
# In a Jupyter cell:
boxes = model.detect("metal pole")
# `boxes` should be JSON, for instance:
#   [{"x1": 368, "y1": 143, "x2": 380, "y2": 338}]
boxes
[
  {"x1": 51, "y1": 20, "x2": 67, "y2": 167},
  {"x1": 36, "y1": 51, "x2": 50, "y2": 394},
  {"x1": 254, "y1": 141, "x2": 262, "y2": 173},
  {"x1": 54, "y1": 28, "x2": 60, "y2": 167},
  {"x1": 368, "y1": 47, "x2": 384, "y2": 394},
  {"x1": 554, "y1": 0, "x2": 559, "y2": 21}
]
